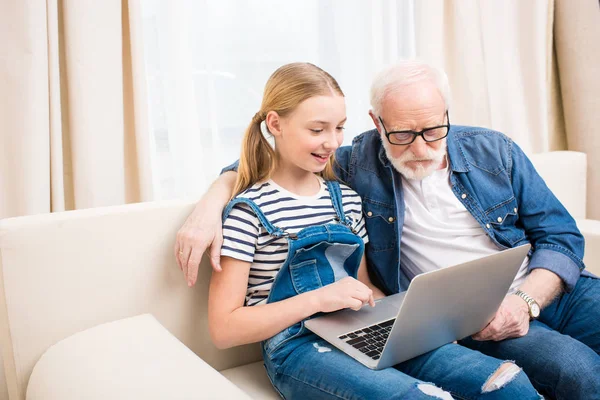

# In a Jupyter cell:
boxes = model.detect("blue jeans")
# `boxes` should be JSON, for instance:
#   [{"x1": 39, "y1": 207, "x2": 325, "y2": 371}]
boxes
[
  {"x1": 265, "y1": 333, "x2": 541, "y2": 400},
  {"x1": 461, "y1": 276, "x2": 600, "y2": 400}
]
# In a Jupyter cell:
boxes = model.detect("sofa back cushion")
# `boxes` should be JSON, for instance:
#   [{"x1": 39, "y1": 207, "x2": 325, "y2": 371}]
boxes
[{"x1": 529, "y1": 151, "x2": 587, "y2": 219}]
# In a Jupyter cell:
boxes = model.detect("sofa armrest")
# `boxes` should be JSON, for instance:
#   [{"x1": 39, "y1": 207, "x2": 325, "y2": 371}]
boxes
[
  {"x1": 576, "y1": 218, "x2": 600, "y2": 276},
  {"x1": 27, "y1": 314, "x2": 251, "y2": 400}
]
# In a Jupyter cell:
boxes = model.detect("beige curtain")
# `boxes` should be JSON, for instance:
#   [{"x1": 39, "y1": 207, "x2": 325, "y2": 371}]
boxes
[
  {"x1": 554, "y1": 0, "x2": 600, "y2": 219},
  {"x1": 413, "y1": 0, "x2": 599, "y2": 218},
  {"x1": 0, "y1": 0, "x2": 153, "y2": 221},
  {"x1": 414, "y1": 0, "x2": 562, "y2": 154},
  {"x1": 0, "y1": 0, "x2": 152, "y2": 397}
]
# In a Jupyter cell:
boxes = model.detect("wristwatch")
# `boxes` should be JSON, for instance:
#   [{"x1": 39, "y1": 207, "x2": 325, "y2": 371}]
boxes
[{"x1": 515, "y1": 290, "x2": 541, "y2": 319}]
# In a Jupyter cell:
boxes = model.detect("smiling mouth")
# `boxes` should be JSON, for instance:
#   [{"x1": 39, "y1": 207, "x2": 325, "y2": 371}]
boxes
[{"x1": 312, "y1": 153, "x2": 330, "y2": 161}]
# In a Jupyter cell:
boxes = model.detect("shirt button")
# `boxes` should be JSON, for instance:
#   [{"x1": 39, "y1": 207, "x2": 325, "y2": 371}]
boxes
[
  {"x1": 388, "y1": 217, "x2": 395, "y2": 222},
  {"x1": 461, "y1": 193, "x2": 467, "y2": 199},
  {"x1": 367, "y1": 211, "x2": 373, "y2": 217},
  {"x1": 514, "y1": 207, "x2": 518, "y2": 213},
  {"x1": 497, "y1": 217, "x2": 503, "y2": 223},
  {"x1": 486, "y1": 224, "x2": 491, "y2": 229}
]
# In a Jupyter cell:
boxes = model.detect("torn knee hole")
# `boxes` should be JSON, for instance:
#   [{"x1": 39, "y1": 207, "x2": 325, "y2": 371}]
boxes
[
  {"x1": 482, "y1": 362, "x2": 522, "y2": 393},
  {"x1": 417, "y1": 383, "x2": 454, "y2": 400}
]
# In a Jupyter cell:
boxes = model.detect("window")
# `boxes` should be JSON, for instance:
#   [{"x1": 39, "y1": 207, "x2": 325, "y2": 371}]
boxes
[{"x1": 140, "y1": 0, "x2": 415, "y2": 199}]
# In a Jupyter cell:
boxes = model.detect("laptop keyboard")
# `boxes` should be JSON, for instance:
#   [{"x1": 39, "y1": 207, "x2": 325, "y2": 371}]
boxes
[{"x1": 338, "y1": 318, "x2": 395, "y2": 360}]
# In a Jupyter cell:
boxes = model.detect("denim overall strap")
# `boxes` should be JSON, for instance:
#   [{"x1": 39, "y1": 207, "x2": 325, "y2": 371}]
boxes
[
  {"x1": 325, "y1": 180, "x2": 353, "y2": 227},
  {"x1": 222, "y1": 197, "x2": 285, "y2": 237}
]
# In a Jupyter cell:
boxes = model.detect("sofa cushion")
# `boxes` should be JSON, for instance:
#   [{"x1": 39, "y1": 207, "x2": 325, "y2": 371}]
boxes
[
  {"x1": 221, "y1": 361, "x2": 280, "y2": 399},
  {"x1": 26, "y1": 314, "x2": 251, "y2": 400}
]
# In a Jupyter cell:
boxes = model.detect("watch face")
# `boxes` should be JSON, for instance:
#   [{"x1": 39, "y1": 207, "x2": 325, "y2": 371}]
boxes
[{"x1": 531, "y1": 303, "x2": 541, "y2": 318}]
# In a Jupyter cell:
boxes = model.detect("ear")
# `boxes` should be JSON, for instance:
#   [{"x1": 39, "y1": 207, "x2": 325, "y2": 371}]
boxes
[
  {"x1": 368, "y1": 110, "x2": 382, "y2": 134},
  {"x1": 265, "y1": 111, "x2": 283, "y2": 137}
]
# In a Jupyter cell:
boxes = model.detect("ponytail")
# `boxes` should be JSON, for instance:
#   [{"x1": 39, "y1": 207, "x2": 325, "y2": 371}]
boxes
[{"x1": 232, "y1": 112, "x2": 276, "y2": 197}]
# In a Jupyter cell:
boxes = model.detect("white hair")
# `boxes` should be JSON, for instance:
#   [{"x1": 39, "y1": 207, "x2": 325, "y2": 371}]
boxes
[{"x1": 370, "y1": 60, "x2": 452, "y2": 116}]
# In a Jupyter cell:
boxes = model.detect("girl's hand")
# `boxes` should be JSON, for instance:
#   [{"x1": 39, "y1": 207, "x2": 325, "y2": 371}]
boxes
[{"x1": 315, "y1": 277, "x2": 375, "y2": 313}]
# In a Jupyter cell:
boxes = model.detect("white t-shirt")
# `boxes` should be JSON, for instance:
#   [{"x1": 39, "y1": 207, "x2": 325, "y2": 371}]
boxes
[
  {"x1": 400, "y1": 165, "x2": 528, "y2": 294},
  {"x1": 221, "y1": 178, "x2": 369, "y2": 306}
]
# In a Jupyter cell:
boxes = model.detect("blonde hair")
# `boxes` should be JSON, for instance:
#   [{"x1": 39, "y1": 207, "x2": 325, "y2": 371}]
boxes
[{"x1": 233, "y1": 62, "x2": 344, "y2": 197}]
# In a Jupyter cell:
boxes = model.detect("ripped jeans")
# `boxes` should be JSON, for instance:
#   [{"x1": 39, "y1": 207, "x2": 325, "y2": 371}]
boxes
[{"x1": 263, "y1": 331, "x2": 541, "y2": 400}]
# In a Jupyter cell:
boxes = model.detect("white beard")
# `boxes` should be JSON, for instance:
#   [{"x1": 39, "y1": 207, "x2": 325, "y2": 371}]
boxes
[{"x1": 382, "y1": 138, "x2": 447, "y2": 180}]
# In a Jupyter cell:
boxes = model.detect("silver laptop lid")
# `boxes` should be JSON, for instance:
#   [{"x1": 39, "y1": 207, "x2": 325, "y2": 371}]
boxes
[{"x1": 376, "y1": 244, "x2": 531, "y2": 369}]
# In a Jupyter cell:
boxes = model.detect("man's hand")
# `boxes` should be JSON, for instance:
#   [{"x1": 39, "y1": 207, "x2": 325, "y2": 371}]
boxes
[
  {"x1": 175, "y1": 205, "x2": 223, "y2": 287},
  {"x1": 174, "y1": 171, "x2": 238, "y2": 287},
  {"x1": 472, "y1": 295, "x2": 530, "y2": 341}
]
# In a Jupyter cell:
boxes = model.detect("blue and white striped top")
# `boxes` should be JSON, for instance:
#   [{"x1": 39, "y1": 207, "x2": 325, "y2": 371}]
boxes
[{"x1": 221, "y1": 177, "x2": 368, "y2": 306}]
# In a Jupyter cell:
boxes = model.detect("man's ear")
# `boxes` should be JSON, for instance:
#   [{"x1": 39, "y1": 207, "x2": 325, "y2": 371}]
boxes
[
  {"x1": 368, "y1": 110, "x2": 381, "y2": 134},
  {"x1": 265, "y1": 111, "x2": 283, "y2": 137}
]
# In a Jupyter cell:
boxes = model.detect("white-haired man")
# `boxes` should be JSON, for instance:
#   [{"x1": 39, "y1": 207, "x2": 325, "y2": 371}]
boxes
[{"x1": 176, "y1": 61, "x2": 599, "y2": 399}]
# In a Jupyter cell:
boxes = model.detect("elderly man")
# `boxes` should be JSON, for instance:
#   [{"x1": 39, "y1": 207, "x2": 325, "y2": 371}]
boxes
[{"x1": 176, "y1": 60, "x2": 599, "y2": 399}]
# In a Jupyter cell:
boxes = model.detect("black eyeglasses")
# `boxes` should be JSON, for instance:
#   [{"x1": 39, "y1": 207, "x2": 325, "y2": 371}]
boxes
[{"x1": 378, "y1": 111, "x2": 450, "y2": 145}]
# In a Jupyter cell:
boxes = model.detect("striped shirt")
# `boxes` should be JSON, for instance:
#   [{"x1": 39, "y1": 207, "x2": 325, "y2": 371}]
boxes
[{"x1": 221, "y1": 177, "x2": 369, "y2": 306}]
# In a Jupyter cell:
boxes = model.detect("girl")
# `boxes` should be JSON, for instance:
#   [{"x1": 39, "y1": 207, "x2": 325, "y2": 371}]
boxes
[{"x1": 207, "y1": 62, "x2": 448, "y2": 399}]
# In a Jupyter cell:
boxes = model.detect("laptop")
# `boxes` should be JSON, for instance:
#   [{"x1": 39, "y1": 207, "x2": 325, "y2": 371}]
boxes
[{"x1": 305, "y1": 244, "x2": 531, "y2": 370}]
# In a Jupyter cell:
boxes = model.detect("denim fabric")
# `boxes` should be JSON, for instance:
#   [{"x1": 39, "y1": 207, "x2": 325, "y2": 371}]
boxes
[
  {"x1": 225, "y1": 181, "x2": 540, "y2": 399},
  {"x1": 461, "y1": 276, "x2": 600, "y2": 400},
  {"x1": 333, "y1": 126, "x2": 589, "y2": 295},
  {"x1": 266, "y1": 339, "x2": 541, "y2": 400}
]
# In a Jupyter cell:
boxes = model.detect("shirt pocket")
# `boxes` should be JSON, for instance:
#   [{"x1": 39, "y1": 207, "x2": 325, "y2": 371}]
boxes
[
  {"x1": 362, "y1": 198, "x2": 397, "y2": 252},
  {"x1": 486, "y1": 198, "x2": 526, "y2": 246}
]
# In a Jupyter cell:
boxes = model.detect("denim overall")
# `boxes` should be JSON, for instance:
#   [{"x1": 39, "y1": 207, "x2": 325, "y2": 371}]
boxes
[
  {"x1": 223, "y1": 181, "x2": 542, "y2": 400},
  {"x1": 224, "y1": 182, "x2": 365, "y2": 382}
]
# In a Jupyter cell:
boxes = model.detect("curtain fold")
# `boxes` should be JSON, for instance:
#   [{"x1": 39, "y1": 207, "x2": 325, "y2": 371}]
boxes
[
  {"x1": 1, "y1": 2, "x2": 152, "y2": 394},
  {"x1": 412, "y1": 0, "x2": 598, "y2": 218},
  {"x1": 0, "y1": 0, "x2": 153, "y2": 222},
  {"x1": 554, "y1": 0, "x2": 600, "y2": 219},
  {"x1": 414, "y1": 0, "x2": 561, "y2": 155}
]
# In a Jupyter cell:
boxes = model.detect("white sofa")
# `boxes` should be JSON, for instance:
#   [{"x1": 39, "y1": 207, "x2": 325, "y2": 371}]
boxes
[{"x1": 0, "y1": 151, "x2": 598, "y2": 400}]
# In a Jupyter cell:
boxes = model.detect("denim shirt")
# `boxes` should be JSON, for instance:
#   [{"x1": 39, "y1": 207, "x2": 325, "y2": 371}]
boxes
[
  {"x1": 222, "y1": 125, "x2": 588, "y2": 295},
  {"x1": 334, "y1": 126, "x2": 588, "y2": 295}
]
